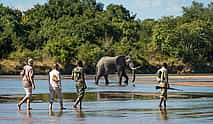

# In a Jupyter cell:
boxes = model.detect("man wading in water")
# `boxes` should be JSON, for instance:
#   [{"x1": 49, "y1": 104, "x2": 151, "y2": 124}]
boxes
[
  {"x1": 156, "y1": 63, "x2": 170, "y2": 108},
  {"x1": 18, "y1": 58, "x2": 35, "y2": 111},
  {"x1": 71, "y1": 60, "x2": 87, "y2": 109},
  {"x1": 49, "y1": 63, "x2": 65, "y2": 111}
]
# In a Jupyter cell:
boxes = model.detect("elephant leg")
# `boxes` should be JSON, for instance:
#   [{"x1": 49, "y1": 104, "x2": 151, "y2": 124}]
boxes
[
  {"x1": 95, "y1": 74, "x2": 102, "y2": 85},
  {"x1": 104, "y1": 75, "x2": 109, "y2": 86},
  {"x1": 118, "y1": 72, "x2": 122, "y2": 86},
  {"x1": 123, "y1": 73, "x2": 129, "y2": 85}
]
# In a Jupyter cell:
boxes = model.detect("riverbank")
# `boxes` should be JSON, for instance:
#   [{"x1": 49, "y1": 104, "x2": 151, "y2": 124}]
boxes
[
  {"x1": 134, "y1": 74, "x2": 213, "y2": 86},
  {"x1": 0, "y1": 59, "x2": 54, "y2": 75},
  {"x1": 1, "y1": 59, "x2": 213, "y2": 75}
]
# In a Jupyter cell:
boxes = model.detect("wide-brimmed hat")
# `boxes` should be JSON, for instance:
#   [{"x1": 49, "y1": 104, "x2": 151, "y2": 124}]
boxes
[{"x1": 28, "y1": 58, "x2": 33, "y2": 65}]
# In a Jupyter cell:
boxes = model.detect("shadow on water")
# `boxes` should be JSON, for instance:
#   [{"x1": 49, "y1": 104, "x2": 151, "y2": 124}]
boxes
[
  {"x1": 74, "y1": 109, "x2": 86, "y2": 121},
  {"x1": 49, "y1": 110, "x2": 63, "y2": 117}
]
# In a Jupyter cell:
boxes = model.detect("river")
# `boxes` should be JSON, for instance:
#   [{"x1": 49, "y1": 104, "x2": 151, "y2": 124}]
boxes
[{"x1": 0, "y1": 74, "x2": 213, "y2": 124}]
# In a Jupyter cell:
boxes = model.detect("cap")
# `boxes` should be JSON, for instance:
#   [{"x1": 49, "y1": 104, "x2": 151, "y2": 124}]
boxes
[{"x1": 53, "y1": 63, "x2": 60, "y2": 69}]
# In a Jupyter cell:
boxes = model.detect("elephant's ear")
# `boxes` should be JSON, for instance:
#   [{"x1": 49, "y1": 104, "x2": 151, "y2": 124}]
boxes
[{"x1": 125, "y1": 55, "x2": 132, "y2": 63}]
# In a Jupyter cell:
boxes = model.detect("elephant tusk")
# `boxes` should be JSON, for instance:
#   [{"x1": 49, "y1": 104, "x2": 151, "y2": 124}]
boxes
[
  {"x1": 130, "y1": 66, "x2": 141, "y2": 70},
  {"x1": 131, "y1": 66, "x2": 141, "y2": 87}
]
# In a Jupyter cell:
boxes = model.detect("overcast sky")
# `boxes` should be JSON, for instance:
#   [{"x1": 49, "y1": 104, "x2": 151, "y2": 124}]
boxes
[{"x1": 1, "y1": 0, "x2": 212, "y2": 19}]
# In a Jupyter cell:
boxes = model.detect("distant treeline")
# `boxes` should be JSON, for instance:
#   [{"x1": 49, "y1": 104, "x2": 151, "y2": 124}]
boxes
[{"x1": 0, "y1": 0, "x2": 213, "y2": 74}]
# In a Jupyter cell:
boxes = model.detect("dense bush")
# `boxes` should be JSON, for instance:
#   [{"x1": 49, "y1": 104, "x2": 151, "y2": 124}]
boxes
[{"x1": 0, "y1": 1, "x2": 213, "y2": 73}]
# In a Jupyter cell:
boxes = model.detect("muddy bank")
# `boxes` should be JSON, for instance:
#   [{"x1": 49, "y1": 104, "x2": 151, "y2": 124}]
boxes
[{"x1": 1, "y1": 59, "x2": 213, "y2": 75}]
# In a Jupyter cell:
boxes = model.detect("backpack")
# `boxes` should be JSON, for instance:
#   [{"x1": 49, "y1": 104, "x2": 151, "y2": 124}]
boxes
[
  {"x1": 72, "y1": 67, "x2": 83, "y2": 81},
  {"x1": 20, "y1": 65, "x2": 32, "y2": 81},
  {"x1": 156, "y1": 70, "x2": 165, "y2": 82}
]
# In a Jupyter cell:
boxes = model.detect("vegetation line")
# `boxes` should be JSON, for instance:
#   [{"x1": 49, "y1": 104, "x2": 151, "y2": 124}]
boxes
[{"x1": 0, "y1": 0, "x2": 212, "y2": 74}]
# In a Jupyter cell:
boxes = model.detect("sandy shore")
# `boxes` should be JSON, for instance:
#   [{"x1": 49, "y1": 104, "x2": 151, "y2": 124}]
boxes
[
  {"x1": 135, "y1": 74, "x2": 213, "y2": 79},
  {"x1": 135, "y1": 81, "x2": 213, "y2": 86},
  {"x1": 133, "y1": 75, "x2": 213, "y2": 86}
]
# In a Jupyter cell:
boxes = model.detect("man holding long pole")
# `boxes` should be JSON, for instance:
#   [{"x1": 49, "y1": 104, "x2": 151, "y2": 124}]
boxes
[{"x1": 156, "y1": 63, "x2": 170, "y2": 108}]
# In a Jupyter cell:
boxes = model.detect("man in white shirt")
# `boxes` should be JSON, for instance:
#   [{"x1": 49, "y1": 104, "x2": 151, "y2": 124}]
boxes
[{"x1": 49, "y1": 63, "x2": 64, "y2": 111}]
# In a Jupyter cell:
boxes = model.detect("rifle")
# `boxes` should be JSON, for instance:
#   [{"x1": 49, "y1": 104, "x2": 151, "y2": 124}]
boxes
[{"x1": 155, "y1": 86, "x2": 183, "y2": 91}]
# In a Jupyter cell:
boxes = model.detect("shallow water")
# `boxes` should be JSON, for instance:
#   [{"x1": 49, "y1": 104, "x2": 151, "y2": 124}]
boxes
[
  {"x1": 0, "y1": 78, "x2": 213, "y2": 95},
  {"x1": 0, "y1": 74, "x2": 213, "y2": 124}
]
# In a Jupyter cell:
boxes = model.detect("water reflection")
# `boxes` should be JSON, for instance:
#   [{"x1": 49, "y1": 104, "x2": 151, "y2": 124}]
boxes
[
  {"x1": 159, "y1": 107, "x2": 168, "y2": 120},
  {"x1": 2, "y1": 91, "x2": 213, "y2": 104},
  {"x1": 96, "y1": 91, "x2": 135, "y2": 101},
  {"x1": 26, "y1": 110, "x2": 32, "y2": 118},
  {"x1": 19, "y1": 110, "x2": 32, "y2": 124},
  {"x1": 74, "y1": 109, "x2": 86, "y2": 121},
  {"x1": 49, "y1": 110, "x2": 63, "y2": 117}
]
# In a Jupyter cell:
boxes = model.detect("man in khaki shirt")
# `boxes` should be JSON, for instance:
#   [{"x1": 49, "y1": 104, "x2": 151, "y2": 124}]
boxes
[{"x1": 156, "y1": 63, "x2": 169, "y2": 108}]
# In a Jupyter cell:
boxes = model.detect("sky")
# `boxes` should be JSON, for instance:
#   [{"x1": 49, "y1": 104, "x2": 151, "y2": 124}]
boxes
[{"x1": 0, "y1": 0, "x2": 212, "y2": 20}]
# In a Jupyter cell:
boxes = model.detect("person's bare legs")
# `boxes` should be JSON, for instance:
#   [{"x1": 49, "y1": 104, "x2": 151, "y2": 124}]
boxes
[
  {"x1": 72, "y1": 97, "x2": 84, "y2": 109},
  {"x1": 26, "y1": 109, "x2": 31, "y2": 118},
  {"x1": 49, "y1": 102, "x2": 53, "y2": 111},
  {"x1": 18, "y1": 95, "x2": 29, "y2": 111},
  {"x1": 60, "y1": 101, "x2": 65, "y2": 110},
  {"x1": 159, "y1": 98, "x2": 164, "y2": 107},
  {"x1": 57, "y1": 88, "x2": 65, "y2": 110},
  {"x1": 72, "y1": 98, "x2": 80, "y2": 109},
  {"x1": 17, "y1": 104, "x2": 21, "y2": 111},
  {"x1": 18, "y1": 88, "x2": 32, "y2": 111},
  {"x1": 164, "y1": 100, "x2": 167, "y2": 108},
  {"x1": 79, "y1": 100, "x2": 82, "y2": 110},
  {"x1": 49, "y1": 87, "x2": 55, "y2": 111},
  {"x1": 27, "y1": 98, "x2": 31, "y2": 110}
]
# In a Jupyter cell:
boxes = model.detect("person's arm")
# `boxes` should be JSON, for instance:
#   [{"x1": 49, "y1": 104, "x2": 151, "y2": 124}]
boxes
[
  {"x1": 156, "y1": 69, "x2": 161, "y2": 83},
  {"x1": 165, "y1": 71, "x2": 169, "y2": 88},
  {"x1": 29, "y1": 70, "x2": 35, "y2": 89},
  {"x1": 48, "y1": 72, "x2": 51, "y2": 86},
  {"x1": 71, "y1": 70, "x2": 74, "y2": 80},
  {"x1": 83, "y1": 73, "x2": 87, "y2": 88},
  {"x1": 58, "y1": 72, "x2": 62, "y2": 83},
  {"x1": 58, "y1": 72, "x2": 62, "y2": 88},
  {"x1": 82, "y1": 68, "x2": 87, "y2": 89}
]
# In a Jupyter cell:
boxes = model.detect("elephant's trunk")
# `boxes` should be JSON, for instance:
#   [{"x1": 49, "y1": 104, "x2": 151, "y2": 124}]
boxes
[
  {"x1": 128, "y1": 62, "x2": 136, "y2": 86},
  {"x1": 128, "y1": 62, "x2": 141, "y2": 87}
]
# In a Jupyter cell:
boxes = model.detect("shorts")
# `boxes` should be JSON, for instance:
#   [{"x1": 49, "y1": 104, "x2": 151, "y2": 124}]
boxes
[
  {"x1": 160, "y1": 88, "x2": 167, "y2": 100},
  {"x1": 24, "y1": 88, "x2": 32, "y2": 97},
  {"x1": 23, "y1": 80, "x2": 32, "y2": 88},
  {"x1": 49, "y1": 87, "x2": 62, "y2": 103},
  {"x1": 159, "y1": 82, "x2": 167, "y2": 100}
]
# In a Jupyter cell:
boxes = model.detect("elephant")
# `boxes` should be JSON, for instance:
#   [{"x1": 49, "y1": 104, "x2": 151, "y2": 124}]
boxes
[{"x1": 95, "y1": 55, "x2": 136, "y2": 86}]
